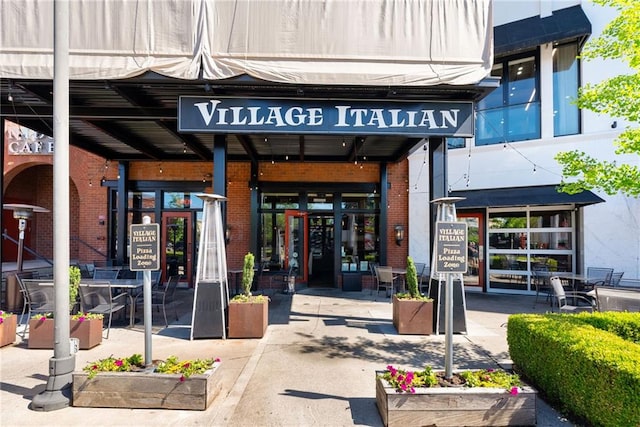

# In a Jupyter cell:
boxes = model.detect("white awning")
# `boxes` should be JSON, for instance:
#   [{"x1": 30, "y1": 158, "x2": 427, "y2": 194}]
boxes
[{"x1": 0, "y1": 0, "x2": 493, "y2": 86}]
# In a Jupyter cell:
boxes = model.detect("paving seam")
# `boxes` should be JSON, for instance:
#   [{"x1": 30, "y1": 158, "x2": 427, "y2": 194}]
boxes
[{"x1": 209, "y1": 321, "x2": 273, "y2": 425}]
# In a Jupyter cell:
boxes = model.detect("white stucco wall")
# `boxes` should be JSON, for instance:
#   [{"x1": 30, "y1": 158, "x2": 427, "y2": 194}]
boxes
[{"x1": 409, "y1": 0, "x2": 640, "y2": 282}]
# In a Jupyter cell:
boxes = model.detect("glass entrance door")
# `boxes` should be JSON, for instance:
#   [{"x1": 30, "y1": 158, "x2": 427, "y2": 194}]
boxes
[
  {"x1": 162, "y1": 212, "x2": 193, "y2": 286},
  {"x1": 457, "y1": 213, "x2": 484, "y2": 289},
  {"x1": 284, "y1": 210, "x2": 309, "y2": 283},
  {"x1": 308, "y1": 214, "x2": 335, "y2": 286}
]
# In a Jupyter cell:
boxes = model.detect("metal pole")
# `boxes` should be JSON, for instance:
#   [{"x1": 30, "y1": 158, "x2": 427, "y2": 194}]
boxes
[
  {"x1": 16, "y1": 219, "x2": 25, "y2": 272},
  {"x1": 32, "y1": 0, "x2": 73, "y2": 411},
  {"x1": 143, "y1": 216, "x2": 153, "y2": 367}
]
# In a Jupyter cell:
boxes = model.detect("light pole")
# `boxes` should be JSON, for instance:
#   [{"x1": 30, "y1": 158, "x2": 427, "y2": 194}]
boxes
[{"x1": 2, "y1": 203, "x2": 50, "y2": 272}]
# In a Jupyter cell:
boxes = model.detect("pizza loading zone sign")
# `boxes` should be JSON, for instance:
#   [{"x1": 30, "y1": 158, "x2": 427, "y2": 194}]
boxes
[
  {"x1": 130, "y1": 223, "x2": 160, "y2": 271},
  {"x1": 434, "y1": 221, "x2": 468, "y2": 274}
]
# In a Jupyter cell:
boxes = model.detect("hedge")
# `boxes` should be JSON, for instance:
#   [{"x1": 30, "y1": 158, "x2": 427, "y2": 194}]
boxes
[{"x1": 507, "y1": 313, "x2": 640, "y2": 427}]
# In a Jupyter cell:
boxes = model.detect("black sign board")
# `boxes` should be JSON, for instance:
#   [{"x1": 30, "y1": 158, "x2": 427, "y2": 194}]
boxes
[
  {"x1": 434, "y1": 221, "x2": 467, "y2": 274},
  {"x1": 130, "y1": 223, "x2": 160, "y2": 271}
]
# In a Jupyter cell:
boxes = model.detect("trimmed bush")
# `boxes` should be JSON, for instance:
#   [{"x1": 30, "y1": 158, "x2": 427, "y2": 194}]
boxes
[{"x1": 508, "y1": 313, "x2": 640, "y2": 427}]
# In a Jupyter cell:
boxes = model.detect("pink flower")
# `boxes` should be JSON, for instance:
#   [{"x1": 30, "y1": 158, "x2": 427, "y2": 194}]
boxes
[
  {"x1": 179, "y1": 375, "x2": 185, "y2": 382},
  {"x1": 77, "y1": 316, "x2": 86, "y2": 323},
  {"x1": 0, "y1": 318, "x2": 4, "y2": 325},
  {"x1": 39, "y1": 315, "x2": 47, "y2": 322},
  {"x1": 214, "y1": 357, "x2": 221, "y2": 363},
  {"x1": 115, "y1": 359, "x2": 123, "y2": 367},
  {"x1": 510, "y1": 387, "x2": 519, "y2": 395}
]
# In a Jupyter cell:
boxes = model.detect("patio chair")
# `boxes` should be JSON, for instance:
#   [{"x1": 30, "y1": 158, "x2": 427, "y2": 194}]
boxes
[
  {"x1": 610, "y1": 271, "x2": 624, "y2": 287},
  {"x1": 414, "y1": 262, "x2": 426, "y2": 288},
  {"x1": 78, "y1": 281, "x2": 128, "y2": 338},
  {"x1": 550, "y1": 276, "x2": 596, "y2": 313},
  {"x1": 583, "y1": 267, "x2": 614, "y2": 291},
  {"x1": 532, "y1": 264, "x2": 552, "y2": 307},
  {"x1": 93, "y1": 268, "x2": 120, "y2": 280},
  {"x1": 134, "y1": 275, "x2": 183, "y2": 327},
  {"x1": 17, "y1": 277, "x2": 56, "y2": 337},
  {"x1": 374, "y1": 266, "x2": 399, "y2": 301}
]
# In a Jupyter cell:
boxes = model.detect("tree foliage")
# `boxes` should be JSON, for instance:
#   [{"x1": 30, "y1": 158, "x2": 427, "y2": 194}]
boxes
[{"x1": 555, "y1": 0, "x2": 640, "y2": 197}]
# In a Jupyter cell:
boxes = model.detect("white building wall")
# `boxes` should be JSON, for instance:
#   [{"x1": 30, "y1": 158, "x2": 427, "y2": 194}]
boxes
[{"x1": 409, "y1": 0, "x2": 640, "y2": 282}]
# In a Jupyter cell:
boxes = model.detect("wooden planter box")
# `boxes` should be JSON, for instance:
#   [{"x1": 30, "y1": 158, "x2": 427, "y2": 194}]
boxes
[
  {"x1": 0, "y1": 315, "x2": 17, "y2": 347},
  {"x1": 392, "y1": 295, "x2": 434, "y2": 335},
  {"x1": 228, "y1": 299, "x2": 268, "y2": 338},
  {"x1": 72, "y1": 363, "x2": 222, "y2": 410},
  {"x1": 28, "y1": 318, "x2": 103, "y2": 349},
  {"x1": 376, "y1": 375, "x2": 537, "y2": 427}
]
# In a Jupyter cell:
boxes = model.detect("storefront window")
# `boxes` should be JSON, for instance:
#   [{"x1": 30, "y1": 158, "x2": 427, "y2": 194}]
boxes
[
  {"x1": 487, "y1": 207, "x2": 575, "y2": 293},
  {"x1": 163, "y1": 192, "x2": 203, "y2": 209}
]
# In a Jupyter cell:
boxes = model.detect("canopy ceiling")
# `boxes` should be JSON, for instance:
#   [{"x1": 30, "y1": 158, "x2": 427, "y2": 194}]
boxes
[{"x1": 0, "y1": 0, "x2": 495, "y2": 163}]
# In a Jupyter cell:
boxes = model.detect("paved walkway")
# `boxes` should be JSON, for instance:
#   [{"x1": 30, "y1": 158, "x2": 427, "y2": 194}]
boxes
[{"x1": 0, "y1": 287, "x2": 574, "y2": 426}]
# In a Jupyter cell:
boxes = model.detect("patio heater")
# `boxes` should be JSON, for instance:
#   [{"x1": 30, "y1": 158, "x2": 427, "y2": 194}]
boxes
[
  {"x1": 190, "y1": 194, "x2": 229, "y2": 339},
  {"x1": 2, "y1": 203, "x2": 50, "y2": 272}
]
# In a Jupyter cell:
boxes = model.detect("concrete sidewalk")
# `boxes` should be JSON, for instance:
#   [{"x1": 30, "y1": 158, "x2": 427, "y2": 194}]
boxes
[{"x1": 0, "y1": 288, "x2": 574, "y2": 426}]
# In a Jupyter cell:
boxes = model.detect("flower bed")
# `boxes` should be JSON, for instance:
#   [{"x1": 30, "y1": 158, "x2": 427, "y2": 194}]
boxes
[
  {"x1": 73, "y1": 354, "x2": 222, "y2": 410},
  {"x1": 376, "y1": 366, "x2": 537, "y2": 427}
]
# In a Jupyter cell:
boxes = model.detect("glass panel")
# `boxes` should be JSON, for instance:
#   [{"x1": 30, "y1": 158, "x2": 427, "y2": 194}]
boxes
[
  {"x1": 165, "y1": 217, "x2": 187, "y2": 277},
  {"x1": 553, "y1": 42, "x2": 580, "y2": 136},
  {"x1": 341, "y1": 193, "x2": 379, "y2": 210},
  {"x1": 462, "y1": 217, "x2": 480, "y2": 286},
  {"x1": 340, "y1": 213, "x2": 379, "y2": 271},
  {"x1": 260, "y1": 193, "x2": 299, "y2": 209},
  {"x1": 163, "y1": 192, "x2": 196, "y2": 209},
  {"x1": 260, "y1": 212, "x2": 285, "y2": 270},
  {"x1": 128, "y1": 191, "x2": 155, "y2": 209},
  {"x1": 447, "y1": 137, "x2": 466, "y2": 149},
  {"x1": 477, "y1": 64, "x2": 504, "y2": 110},
  {"x1": 506, "y1": 103, "x2": 540, "y2": 141},
  {"x1": 308, "y1": 193, "x2": 334, "y2": 210},
  {"x1": 507, "y1": 56, "x2": 536, "y2": 105},
  {"x1": 529, "y1": 211, "x2": 572, "y2": 228},
  {"x1": 476, "y1": 108, "x2": 505, "y2": 146},
  {"x1": 489, "y1": 212, "x2": 527, "y2": 229}
]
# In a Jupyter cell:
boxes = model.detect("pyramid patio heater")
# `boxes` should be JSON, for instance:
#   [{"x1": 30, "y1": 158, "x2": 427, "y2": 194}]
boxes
[{"x1": 190, "y1": 194, "x2": 229, "y2": 339}]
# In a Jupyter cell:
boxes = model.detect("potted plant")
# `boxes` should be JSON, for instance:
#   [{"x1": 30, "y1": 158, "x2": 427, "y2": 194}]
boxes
[
  {"x1": 392, "y1": 256, "x2": 434, "y2": 335},
  {"x1": 376, "y1": 365, "x2": 537, "y2": 427},
  {"x1": 28, "y1": 312, "x2": 104, "y2": 349},
  {"x1": 228, "y1": 252, "x2": 269, "y2": 338},
  {"x1": 73, "y1": 353, "x2": 222, "y2": 410},
  {"x1": 0, "y1": 310, "x2": 17, "y2": 348},
  {"x1": 69, "y1": 265, "x2": 81, "y2": 314}
]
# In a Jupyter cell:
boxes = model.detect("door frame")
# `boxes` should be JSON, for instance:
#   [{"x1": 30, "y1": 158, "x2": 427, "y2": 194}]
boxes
[
  {"x1": 161, "y1": 211, "x2": 193, "y2": 286},
  {"x1": 284, "y1": 210, "x2": 309, "y2": 283},
  {"x1": 457, "y1": 211, "x2": 485, "y2": 291}
]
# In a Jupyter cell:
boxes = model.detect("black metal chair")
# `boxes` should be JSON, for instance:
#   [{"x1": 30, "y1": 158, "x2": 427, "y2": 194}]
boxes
[
  {"x1": 79, "y1": 281, "x2": 128, "y2": 338},
  {"x1": 532, "y1": 265, "x2": 552, "y2": 307},
  {"x1": 16, "y1": 277, "x2": 56, "y2": 337},
  {"x1": 134, "y1": 275, "x2": 182, "y2": 327}
]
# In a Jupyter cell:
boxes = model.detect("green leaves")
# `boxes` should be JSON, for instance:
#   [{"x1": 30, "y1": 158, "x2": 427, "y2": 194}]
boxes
[{"x1": 557, "y1": 0, "x2": 640, "y2": 198}]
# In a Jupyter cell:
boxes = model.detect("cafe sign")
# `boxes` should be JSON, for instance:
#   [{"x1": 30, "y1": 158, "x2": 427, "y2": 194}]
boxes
[
  {"x1": 178, "y1": 97, "x2": 474, "y2": 137},
  {"x1": 130, "y1": 223, "x2": 160, "y2": 271},
  {"x1": 434, "y1": 221, "x2": 467, "y2": 274}
]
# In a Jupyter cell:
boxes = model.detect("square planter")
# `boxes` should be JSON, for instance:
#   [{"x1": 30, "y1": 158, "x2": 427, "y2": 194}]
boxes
[
  {"x1": 28, "y1": 318, "x2": 103, "y2": 349},
  {"x1": 0, "y1": 315, "x2": 18, "y2": 347},
  {"x1": 376, "y1": 374, "x2": 537, "y2": 427},
  {"x1": 72, "y1": 363, "x2": 222, "y2": 410},
  {"x1": 392, "y1": 295, "x2": 434, "y2": 335},
  {"x1": 228, "y1": 299, "x2": 269, "y2": 338}
]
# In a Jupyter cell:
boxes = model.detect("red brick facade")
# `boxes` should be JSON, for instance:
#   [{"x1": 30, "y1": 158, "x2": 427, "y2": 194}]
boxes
[{"x1": 4, "y1": 121, "x2": 409, "y2": 282}]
